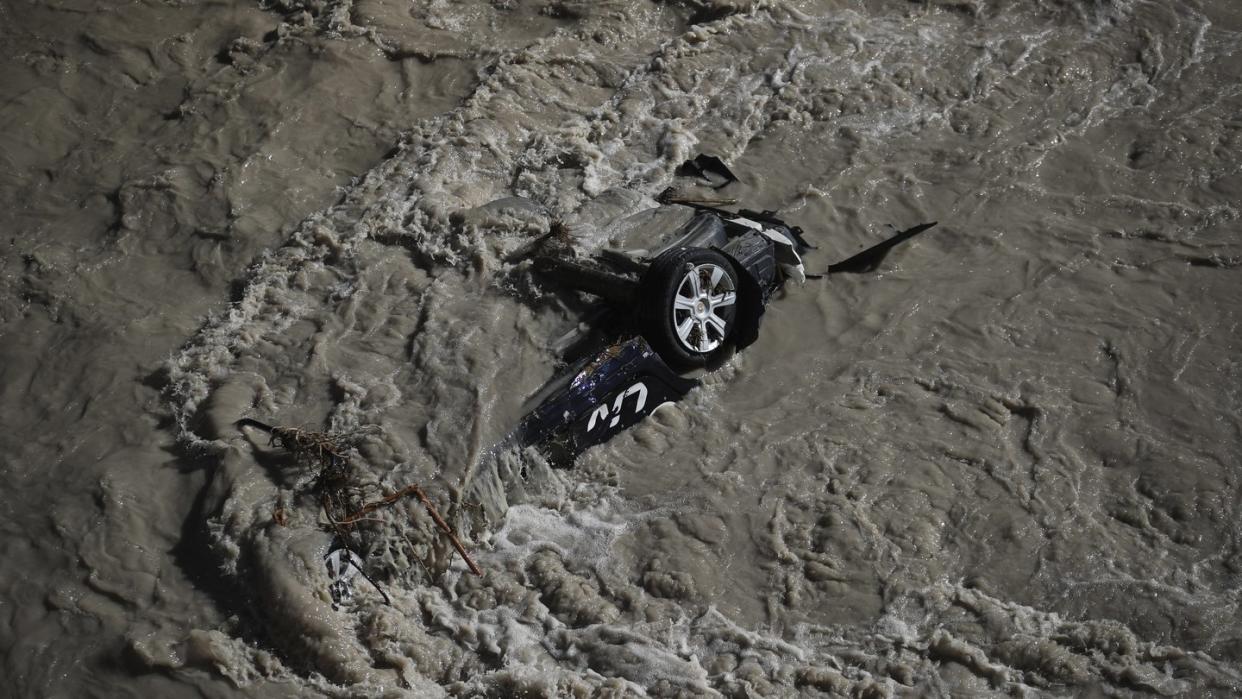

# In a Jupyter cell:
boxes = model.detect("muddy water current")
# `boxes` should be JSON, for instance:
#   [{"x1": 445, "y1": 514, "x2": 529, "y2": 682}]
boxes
[{"x1": 1, "y1": 0, "x2": 1241, "y2": 696}]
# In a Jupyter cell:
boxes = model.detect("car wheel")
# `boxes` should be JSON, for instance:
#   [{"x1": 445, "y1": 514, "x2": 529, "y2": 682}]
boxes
[{"x1": 640, "y1": 247, "x2": 739, "y2": 368}]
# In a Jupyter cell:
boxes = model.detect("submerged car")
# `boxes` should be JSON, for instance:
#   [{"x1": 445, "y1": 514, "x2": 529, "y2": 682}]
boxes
[
  {"x1": 506, "y1": 198, "x2": 937, "y2": 465},
  {"x1": 239, "y1": 186, "x2": 937, "y2": 603}
]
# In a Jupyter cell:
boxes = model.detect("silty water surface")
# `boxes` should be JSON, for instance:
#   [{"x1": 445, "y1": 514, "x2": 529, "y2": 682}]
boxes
[{"x1": 1, "y1": 0, "x2": 1240, "y2": 696}]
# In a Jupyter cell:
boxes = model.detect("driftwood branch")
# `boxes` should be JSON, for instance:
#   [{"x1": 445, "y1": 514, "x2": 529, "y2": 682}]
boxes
[
  {"x1": 238, "y1": 419, "x2": 484, "y2": 579},
  {"x1": 340, "y1": 484, "x2": 482, "y2": 577}
]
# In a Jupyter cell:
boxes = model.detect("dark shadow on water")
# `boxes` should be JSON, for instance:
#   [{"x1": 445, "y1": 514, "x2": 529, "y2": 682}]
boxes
[{"x1": 167, "y1": 446, "x2": 275, "y2": 654}]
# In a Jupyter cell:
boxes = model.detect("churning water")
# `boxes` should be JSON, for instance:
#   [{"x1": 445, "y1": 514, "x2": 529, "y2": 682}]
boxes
[{"x1": 1, "y1": 0, "x2": 1240, "y2": 695}]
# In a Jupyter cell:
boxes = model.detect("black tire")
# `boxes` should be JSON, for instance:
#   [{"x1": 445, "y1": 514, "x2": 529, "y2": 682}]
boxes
[{"x1": 639, "y1": 247, "x2": 740, "y2": 368}]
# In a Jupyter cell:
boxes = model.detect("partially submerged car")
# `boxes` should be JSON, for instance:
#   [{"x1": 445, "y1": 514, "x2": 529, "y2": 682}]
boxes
[
  {"x1": 237, "y1": 174, "x2": 937, "y2": 604},
  {"x1": 506, "y1": 195, "x2": 937, "y2": 466}
]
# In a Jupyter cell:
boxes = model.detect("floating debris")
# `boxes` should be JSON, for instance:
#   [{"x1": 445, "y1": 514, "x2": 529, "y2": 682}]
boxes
[{"x1": 236, "y1": 418, "x2": 482, "y2": 607}]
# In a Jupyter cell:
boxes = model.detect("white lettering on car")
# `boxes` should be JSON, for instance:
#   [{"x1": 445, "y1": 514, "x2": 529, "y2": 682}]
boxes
[{"x1": 586, "y1": 382, "x2": 649, "y2": 432}]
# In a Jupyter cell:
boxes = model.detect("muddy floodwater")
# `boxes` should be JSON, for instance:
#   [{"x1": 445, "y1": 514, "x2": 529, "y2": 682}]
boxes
[{"x1": 2, "y1": 0, "x2": 1240, "y2": 696}]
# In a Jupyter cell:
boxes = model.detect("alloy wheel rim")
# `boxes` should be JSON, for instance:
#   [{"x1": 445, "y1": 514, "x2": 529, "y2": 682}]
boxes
[{"x1": 672, "y1": 263, "x2": 737, "y2": 353}]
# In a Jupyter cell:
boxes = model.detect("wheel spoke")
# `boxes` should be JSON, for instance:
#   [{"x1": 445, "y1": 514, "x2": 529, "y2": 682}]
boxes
[
  {"x1": 685, "y1": 269, "x2": 701, "y2": 297},
  {"x1": 673, "y1": 293, "x2": 696, "y2": 311},
  {"x1": 709, "y1": 265, "x2": 724, "y2": 290},
  {"x1": 695, "y1": 320, "x2": 711, "y2": 351},
  {"x1": 711, "y1": 290, "x2": 736, "y2": 308},
  {"x1": 705, "y1": 311, "x2": 727, "y2": 337},
  {"x1": 675, "y1": 316, "x2": 695, "y2": 342}
]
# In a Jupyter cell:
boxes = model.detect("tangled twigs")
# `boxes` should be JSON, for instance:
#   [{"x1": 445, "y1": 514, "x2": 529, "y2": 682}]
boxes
[
  {"x1": 236, "y1": 417, "x2": 484, "y2": 578},
  {"x1": 339, "y1": 484, "x2": 482, "y2": 577},
  {"x1": 268, "y1": 426, "x2": 347, "y2": 465}
]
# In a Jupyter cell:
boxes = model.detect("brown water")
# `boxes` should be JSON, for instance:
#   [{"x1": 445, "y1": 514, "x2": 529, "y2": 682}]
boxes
[{"x1": 2, "y1": 0, "x2": 1241, "y2": 695}]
